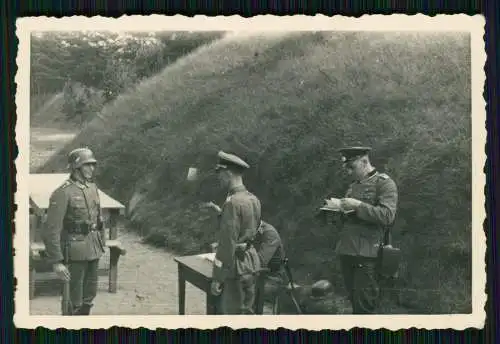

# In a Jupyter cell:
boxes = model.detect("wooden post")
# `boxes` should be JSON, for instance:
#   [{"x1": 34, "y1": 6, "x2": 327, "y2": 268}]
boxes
[
  {"x1": 108, "y1": 247, "x2": 119, "y2": 293},
  {"x1": 29, "y1": 211, "x2": 41, "y2": 300},
  {"x1": 108, "y1": 208, "x2": 119, "y2": 240},
  {"x1": 108, "y1": 208, "x2": 121, "y2": 293},
  {"x1": 29, "y1": 257, "x2": 36, "y2": 300}
]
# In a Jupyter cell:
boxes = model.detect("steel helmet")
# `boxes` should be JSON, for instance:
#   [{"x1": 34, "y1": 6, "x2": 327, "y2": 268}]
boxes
[
  {"x1": 311, "y1": 280, "x2": 333, "y2": 298},
  {"x1": 68, "y1": 148, "x2": 97, "y2": 169}
]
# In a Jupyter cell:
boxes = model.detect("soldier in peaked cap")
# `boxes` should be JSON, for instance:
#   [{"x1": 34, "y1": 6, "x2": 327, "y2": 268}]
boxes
[
  {"x1": 332, "y1": 146, "x2": 398, "y2": 314},
  {"x1": 42, "y1": 147, "x2": 106, "y2": 315},
  {"x1": 210, "y1": 151, "x2": 263, "y2": 314}
]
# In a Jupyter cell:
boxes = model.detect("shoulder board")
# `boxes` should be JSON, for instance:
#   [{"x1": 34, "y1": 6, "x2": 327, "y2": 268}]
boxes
[
  {"x1": 60, "y1": 180, "x2": 73, "y2": 189},
  {"x1": 378, "y1": 173, "x2": 390, "y2": 180}
]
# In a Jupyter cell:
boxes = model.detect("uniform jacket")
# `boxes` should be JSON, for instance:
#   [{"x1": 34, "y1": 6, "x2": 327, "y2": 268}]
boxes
[
  {"x1": 42, "y1": 176, "x2": 106, "y2": 264},
  {"x1": 335, "y1": 170, "x2": 398, "y2": 257},
  {"x1": 212, "y1": 185, "x2": 262, "y2": 283},
  {"x1": 254, "y1": 221, "x2": 285, "y2": 272}
]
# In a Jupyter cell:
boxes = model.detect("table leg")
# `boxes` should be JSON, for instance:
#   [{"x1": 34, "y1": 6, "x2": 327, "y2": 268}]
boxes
[
  {"x1": 178, "y1": 265, "x2": 186, "y2": 315},
  {"x1": 206, "y1": 293, "x2": 217, "y2": 315}
]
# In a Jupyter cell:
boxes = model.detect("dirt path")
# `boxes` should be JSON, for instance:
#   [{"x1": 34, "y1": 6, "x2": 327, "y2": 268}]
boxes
[
  {"x1": 30, "y1": 127, "x2": 77, "y2": 172},
  {"x1": 30, "y1": 230, "x2": 208, "y2": 315}
]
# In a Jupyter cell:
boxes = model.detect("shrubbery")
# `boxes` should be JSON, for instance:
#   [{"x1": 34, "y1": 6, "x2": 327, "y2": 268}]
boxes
[
  {"x1": 61, "y1": 81, "x2": 106, "y2": 124},
  {"x1": 31, "y1": 31, "x2": 224, "y2": 124},
  {"x1": 39, "y1": 31, "x2": 472, "y2": 313}
]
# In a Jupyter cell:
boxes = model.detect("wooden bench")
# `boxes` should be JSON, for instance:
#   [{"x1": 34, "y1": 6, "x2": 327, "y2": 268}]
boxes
[{"x1": 29, "y1": 239, "x2": 126, "y2": 300}]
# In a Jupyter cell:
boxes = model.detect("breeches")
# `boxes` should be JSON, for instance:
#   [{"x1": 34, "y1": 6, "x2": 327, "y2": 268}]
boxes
[
  {"x1": 339, "y1": 255, "x2": 380, "y2": 314},
  {"x1": 219, "y1": 274, "x2": 257, "y2": 315},
  {"x1": 65, "y1": 259, "x2": 99, "y2": 313}
]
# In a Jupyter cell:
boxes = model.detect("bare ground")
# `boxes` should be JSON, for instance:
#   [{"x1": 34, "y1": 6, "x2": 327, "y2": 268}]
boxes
[{"x1": 30, "y1": 230, "x2": 207, "y2": 315}]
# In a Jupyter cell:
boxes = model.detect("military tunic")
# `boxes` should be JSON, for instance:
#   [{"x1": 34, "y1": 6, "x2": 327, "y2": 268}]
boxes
[
  {"x1": 42, "y1": 176, "x2": 106, "y2": 315},
  {"x1": 212, "y1": 185, "x2": 262, "y2": 314},
  {"x1": 252, "y1": 220, "x2": 286, "y2": 313},
  {"x1": 334, "y1": 170, "x2": 398, "y2": 314},
  {"x1": 254, "y1": 221, "x2": 285, "y2": 273}
]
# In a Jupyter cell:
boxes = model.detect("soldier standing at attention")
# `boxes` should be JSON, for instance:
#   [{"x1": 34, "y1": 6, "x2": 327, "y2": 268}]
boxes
[
  {"x1": 42, "y1": 148, "x2": 106, "y2": 316},
  {"x1": 210, "y1": 151, "x2": 262, "y2": 314},
  {"x1": 334, "y1": 146, "x2": 398, "y2": 314}
]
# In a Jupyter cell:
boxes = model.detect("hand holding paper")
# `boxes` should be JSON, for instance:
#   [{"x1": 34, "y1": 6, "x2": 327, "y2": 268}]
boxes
[
  {"x1": 319, "y1": 197, "x2": 357, "y2": 214},
  {"x1": 325, "y1": 198, "x2": 342, "y2": 210},
  {"x1": 340, "y1": 198, "x2": 362, "y2": 211}
]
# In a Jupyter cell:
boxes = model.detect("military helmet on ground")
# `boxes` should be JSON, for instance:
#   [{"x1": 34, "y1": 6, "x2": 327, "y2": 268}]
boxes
[
  {"x1": 310, "y1": 279, "x2": 334, "y2": 298},
  {"x1": 67, "y1": 147, "x2": 97, "y2": 169}
]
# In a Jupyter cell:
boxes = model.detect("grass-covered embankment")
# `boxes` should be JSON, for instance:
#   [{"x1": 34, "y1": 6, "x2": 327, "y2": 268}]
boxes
[{"x1": 39, "y1": 31, "x2": 472, "y2": 314}]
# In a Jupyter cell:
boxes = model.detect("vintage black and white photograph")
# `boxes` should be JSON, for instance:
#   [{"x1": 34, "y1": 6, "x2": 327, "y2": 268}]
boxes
[{"x1": 14, "y1": 15, "x2": 486, "y2": 330}]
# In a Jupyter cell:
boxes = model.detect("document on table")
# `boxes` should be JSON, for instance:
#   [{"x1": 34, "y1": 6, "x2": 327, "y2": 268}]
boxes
[{"x1": 198, "y1": 252, "x2": 216, "y2": 262}]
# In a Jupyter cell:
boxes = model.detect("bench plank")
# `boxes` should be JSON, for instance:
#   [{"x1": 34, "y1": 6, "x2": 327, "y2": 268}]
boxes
[
  {"x1": 30, "y1": 239, "x2": 125, "y2": 298},
  {"x1": 31, "y1": 240, "x2": 125, "y2": 257}
]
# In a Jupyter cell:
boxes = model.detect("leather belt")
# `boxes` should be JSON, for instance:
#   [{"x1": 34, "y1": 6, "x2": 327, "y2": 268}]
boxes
[{"x1": 66, "y1": 223, "x2": 98, "y2": 235}]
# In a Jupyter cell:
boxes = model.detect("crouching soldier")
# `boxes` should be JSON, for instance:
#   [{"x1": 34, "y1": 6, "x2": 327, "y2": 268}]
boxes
[
  {"x1": 210, "y1": 151, "x2": 262, "y2": 314},
  {"x1": 252, "y1": 220, "x2": 286, "y2": 313},
  {"x1": 42, "y1": 148, "x2": 106, "y2": 315}
]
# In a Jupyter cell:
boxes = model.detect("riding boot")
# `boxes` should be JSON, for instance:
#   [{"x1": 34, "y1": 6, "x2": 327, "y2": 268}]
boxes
[{"x1": 79, "y1": 304, "x2": 92, "y2": 315}]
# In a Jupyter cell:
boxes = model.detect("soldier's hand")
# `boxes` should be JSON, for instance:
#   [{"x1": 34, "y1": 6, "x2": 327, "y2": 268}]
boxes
[
  {"x1": 200, "y1": 201, "x2": 222, "y2": 214},
  {"x1": 210, "y1": 281, "x2": 222, "y2": 296},
  {"x1": 340, "y1": 198, "x2": 362, "y2": 211},
  {"x1": 53, "y1": 263, "x2": 70, "y2": 281},
  {"x1": 210, "y1": 242, "x2": 219, "y2": 253}
]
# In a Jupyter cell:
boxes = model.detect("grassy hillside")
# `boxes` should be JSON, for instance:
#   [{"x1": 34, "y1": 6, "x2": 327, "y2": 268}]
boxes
[{"x1": 39, "y1": 31, "x2": 472, "y2": 314}]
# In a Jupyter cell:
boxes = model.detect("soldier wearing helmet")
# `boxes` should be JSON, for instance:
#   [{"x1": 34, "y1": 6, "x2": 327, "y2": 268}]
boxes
[{"x1": 42, "y1": 147, "x2": 106, "y2": 315}]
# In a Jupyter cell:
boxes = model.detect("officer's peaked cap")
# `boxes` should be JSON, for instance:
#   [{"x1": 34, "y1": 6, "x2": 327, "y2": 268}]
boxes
[
  {"x1": 338, "y1": 146, "x2": 371, "y2": 163},
  {"x1": 215, "y1": 151, "x2": 250, "y2": 171}
]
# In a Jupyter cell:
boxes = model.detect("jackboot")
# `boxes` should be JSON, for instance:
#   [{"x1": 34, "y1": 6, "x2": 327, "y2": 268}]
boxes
[{"x1": 78, "y1": 304, "x2": 92, "y2": 315}]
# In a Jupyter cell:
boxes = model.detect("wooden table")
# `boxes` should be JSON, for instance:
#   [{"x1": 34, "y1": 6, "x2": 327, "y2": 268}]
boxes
[
  {"x1": 174, "y1": 254, "x2": 267, "y2": 315},
  {"x1": 174, "y1": 254, "x2": 218, "y2": 315}
]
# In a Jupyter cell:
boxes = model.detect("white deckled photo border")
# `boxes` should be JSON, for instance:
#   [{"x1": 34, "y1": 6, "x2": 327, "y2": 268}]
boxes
[{"x1": 14, "y1": 14, "x2": 487, "y2": 330}]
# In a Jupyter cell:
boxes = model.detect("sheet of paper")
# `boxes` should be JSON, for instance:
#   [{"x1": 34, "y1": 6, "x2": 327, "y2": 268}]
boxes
[
  {"x1": 198, "y1": 252, "x2": 216, "y2": 262},
  {"x1": 326, "y1": 197, "x2": 342, "y2": 210}
]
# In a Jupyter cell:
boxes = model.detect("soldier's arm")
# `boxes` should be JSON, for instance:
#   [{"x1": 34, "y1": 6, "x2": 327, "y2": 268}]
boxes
[
  {"x1": 257, "y1": 229, "x2": 281, "y2": 266},
  {"x1": 212, "y1": 201, "x2": 240, "y2": 283},
  {"x1": 42, "y1": 188, "x2": 68, "y2": 264},
  {"x1": 356, "y1": 178, "x2": 398, "y2": 226}
]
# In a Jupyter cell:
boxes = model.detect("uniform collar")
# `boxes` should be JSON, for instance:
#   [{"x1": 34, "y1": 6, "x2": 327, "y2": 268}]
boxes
[
  {"x1": 70, "y1": 175, "x2": 89, "y2": 189},
  {"x1": 358, "y1": 169, "x2": 378, "y2": 183},
  {"x1": 228, "y1": 184, "x2": 246, "y2": 195},
  {"x1": 257, "y1": 220, "x2": 265, "y2": 233}
]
